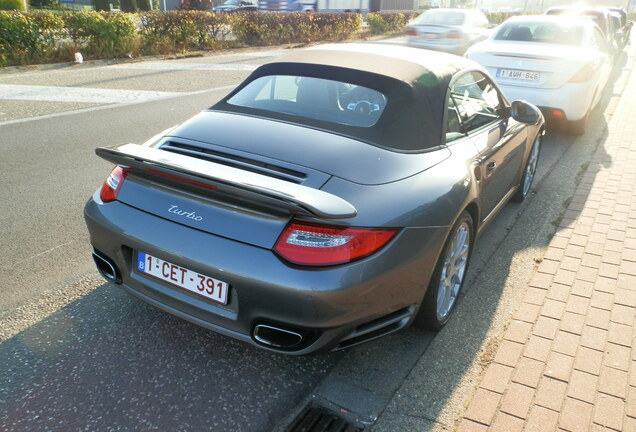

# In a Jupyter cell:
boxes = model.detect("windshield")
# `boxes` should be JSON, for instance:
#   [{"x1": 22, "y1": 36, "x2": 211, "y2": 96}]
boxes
[
  {"x1": 222, "y1": 0, "x2": 239, "y2": 5},
  {"x1": 413, "y1": 11, "x2": 466, "y2": 26},
  {"x1": 494, "y1": 22, "x2": 583, "y2": 45},
  {"x1": 227, "y1": 75, "x2": 388, "y2": 128}
]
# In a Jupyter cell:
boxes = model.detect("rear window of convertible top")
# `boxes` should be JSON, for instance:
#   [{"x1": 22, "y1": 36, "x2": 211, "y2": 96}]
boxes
[{"x1": 227, "y1": 75, "x2": 388, "y2": 128}]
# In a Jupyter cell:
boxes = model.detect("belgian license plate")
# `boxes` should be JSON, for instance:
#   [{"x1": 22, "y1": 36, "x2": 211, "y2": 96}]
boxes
[
  {"x1": 137, "y1": 252, "x2": 229, "y2": 305},
  {"x1": 496, "y1": 69, "x2": 540, "y2": 81}
]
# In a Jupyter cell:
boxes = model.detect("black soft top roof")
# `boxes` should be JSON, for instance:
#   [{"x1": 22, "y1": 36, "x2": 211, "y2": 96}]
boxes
[
  {"x1": 277, "y1": 43, "x2": 473, "y2": 85},
  {"x1": 212, "y1": 44, "x2": 476, "y2": 152}
]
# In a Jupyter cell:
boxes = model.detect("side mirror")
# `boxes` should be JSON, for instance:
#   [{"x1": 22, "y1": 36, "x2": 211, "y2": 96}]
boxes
[{"x1": 510, "y1": 100, "x2": 542, "y2": 125}]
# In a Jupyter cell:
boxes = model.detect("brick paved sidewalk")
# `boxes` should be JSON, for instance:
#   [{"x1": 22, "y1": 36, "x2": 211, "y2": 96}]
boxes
[{"x1": 457, "y1": 65, "x2": 636, "y2": 431}]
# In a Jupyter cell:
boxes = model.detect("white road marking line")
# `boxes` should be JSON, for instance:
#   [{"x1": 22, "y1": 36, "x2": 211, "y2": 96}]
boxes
[
  {"x1": 0, "y1": 84, "x2": 180, "y2": 104},
  {"x1": 241, "y1": 51, "x2": 285, "y2": 57},
  {"x1": 8, "y1": 241, "x2": 76, "y2": 269},
  {"x1": 0, "y1": 84, "x2": 236, "y2": 127},
  {"x1": 110, "y1": 62, "x2": 258, "y2": 71}
]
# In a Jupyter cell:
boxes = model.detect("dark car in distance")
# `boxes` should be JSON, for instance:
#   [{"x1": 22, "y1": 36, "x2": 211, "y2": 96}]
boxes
[
  {"x1": 608, "y1": 7, "x2": 632, "y2": 49},
  {"x1": 84, "y1": 44, "x2": 544, "y2": 354},
  {"x1": 545, "y1": 6, "x2": 622, "y2": 53}
]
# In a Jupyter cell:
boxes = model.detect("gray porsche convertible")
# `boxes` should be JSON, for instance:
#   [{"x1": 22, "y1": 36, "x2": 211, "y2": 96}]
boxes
[{"x1": 84, "y1": 43, "x2": 544, "y2": 354}]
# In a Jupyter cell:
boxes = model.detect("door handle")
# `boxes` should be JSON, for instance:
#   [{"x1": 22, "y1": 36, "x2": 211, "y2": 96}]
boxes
[{"x1": 486, "y1": 161, "x2": 497, "y2": 171}]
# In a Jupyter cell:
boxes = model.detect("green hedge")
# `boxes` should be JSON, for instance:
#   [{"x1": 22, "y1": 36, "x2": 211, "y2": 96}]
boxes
[
  {"x1": 0, "y1": 11, "x2": 65, "y2": 64},
  {"x1": 0, "y1": 11, "x2": 138, "y2": 65},
  {"x1": 1, "y1": 10, "x2": 369, "y2": 66},
  {"x1": 367, "y1": 11, "x2": 417, "y2": 35},
  {"x1": 139, "y1": 11, "x2": 232, "y2": 53},
  {"x1": 231, "y1": 12, "x2": 362, "y2": 45},
  {"x1": 62, "y1": 11, "x2": 137, "y2": 57}
]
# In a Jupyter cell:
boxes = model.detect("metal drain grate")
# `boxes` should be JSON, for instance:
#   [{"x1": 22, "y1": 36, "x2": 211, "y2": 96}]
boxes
[{"x1": 285, "y1": 404, "x2": 363, "y2": 432}]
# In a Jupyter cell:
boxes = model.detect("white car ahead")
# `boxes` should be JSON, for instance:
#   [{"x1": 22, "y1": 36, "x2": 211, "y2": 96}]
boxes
[{"x1": 466, "y1": 15, "x2": 613, "y2": 135}]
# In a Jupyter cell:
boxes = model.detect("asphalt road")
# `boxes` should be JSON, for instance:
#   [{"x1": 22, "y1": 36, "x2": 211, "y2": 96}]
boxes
[{"x1": 0, "y1": 42, "x2": 632, "y2": 431}]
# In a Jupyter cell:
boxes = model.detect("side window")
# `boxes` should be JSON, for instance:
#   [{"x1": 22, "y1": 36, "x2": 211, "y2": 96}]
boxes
[
  {"x1": 446, "y1": 96, "x2": 463, "y2": 142},
  {"x1": 450, "y1": 72, "x2": 503, "y2": 134}
]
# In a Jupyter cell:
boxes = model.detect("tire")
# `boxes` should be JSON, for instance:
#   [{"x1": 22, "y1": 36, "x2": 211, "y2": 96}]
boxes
[
  {"x1": 512, "y1": 132, "x2": 542, "y2": 203},
  {"x1": 418, "y1": 211, "x2": 473, "y2": 331}
]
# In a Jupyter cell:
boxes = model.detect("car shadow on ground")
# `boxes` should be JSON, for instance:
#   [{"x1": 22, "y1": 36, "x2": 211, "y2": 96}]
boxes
[{"x1": 0, "y1": 283, "x2": 344, "y2": 432}]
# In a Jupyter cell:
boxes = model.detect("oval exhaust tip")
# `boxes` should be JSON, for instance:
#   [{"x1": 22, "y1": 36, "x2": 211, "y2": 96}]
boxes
[
  {"x1": 253, "y1": 324, "x2": 304, "y2": 348},
  {"x1": 92, "y1": 251, "x2": 122, "y2": 284}
]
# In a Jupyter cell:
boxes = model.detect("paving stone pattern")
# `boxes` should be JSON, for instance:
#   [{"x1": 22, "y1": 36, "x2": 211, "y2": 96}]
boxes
[{"x1": 457, "y1": 63, "x2": 636, "y2": 432}]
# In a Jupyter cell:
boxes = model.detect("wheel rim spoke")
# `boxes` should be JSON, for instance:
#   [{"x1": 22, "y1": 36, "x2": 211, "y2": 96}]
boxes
[
  {"x1": 437, "y1": 222, "x2": 470, "y2": 321},
  {"x1": 523, "y1": 138, "x2": 540, "y2": 196}
]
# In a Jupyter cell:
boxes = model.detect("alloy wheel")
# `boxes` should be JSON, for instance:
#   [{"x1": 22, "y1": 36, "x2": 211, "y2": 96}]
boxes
[
  {"x1": 521, "y1": 136, "x2": 541, "y2": 197},
  {"x1": 436, "y1": 221, "x2": 471, "y2": 322}
]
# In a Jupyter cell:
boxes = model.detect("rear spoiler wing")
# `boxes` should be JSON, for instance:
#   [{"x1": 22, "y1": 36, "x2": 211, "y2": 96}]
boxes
[{"x1": 96, "y1": 144, "x2": 357, "y2": 220}]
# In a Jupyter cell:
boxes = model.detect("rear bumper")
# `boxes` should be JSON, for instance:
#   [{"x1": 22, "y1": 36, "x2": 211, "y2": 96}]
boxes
[
  {"x1": 496, "y1": 81, "x2": 597, "y2": 122},
  {"x1": 406, "y1": 38, "x2": 468, "y2": 55},
  {"x1": 84, "y1": 193, "x2": 448, "y2": 354}
]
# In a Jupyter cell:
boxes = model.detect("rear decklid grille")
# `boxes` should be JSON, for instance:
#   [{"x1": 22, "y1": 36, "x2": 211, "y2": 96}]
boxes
[{"x1": 160, "y1": 140, "x2": 309, "y2": 185}]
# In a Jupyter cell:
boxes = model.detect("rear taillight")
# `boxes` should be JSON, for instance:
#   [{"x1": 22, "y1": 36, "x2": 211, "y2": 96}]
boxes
[
  {"x1": 406, "y1": 28, "x2": 417, "y2": 36},
  {"x1": 100, "y1": 166, "x2": 128, "y2": 203},
  {"x1": 568, "y1": 63, "x2": 596, "y2": 83},
  {"x1": 446, "y1": 30, "x2": 461, "y2": 39},
  {"x1": 551, "y1": 109, "x2": 565, "y2": 118},
  {"x1": 274, "y1": 221, "x2": 398, "y2": 266}
]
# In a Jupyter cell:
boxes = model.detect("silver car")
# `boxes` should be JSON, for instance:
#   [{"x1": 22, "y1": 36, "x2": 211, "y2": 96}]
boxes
[
  {"x1": 84, "y1": 44, "x2": 544, "y2": 354},
  {"x1": 406, "y1": 8, "x2": 493, "y2": 55}
]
